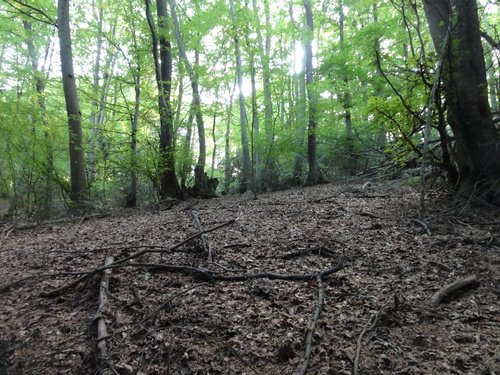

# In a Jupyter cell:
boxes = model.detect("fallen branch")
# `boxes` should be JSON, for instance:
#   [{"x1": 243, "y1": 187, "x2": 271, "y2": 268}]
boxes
[
  {"x1": 39, "y1": 218, "x2": 237, "y2": 297},
  {"x1": 96, "y1": 256, "x2": 114, "y2": 373},
  {"x1": 430, "y1": 275, "x2": 478, "y2": 306},
  {"x1": 299, "y1": 275, "x2": 323, "y2": 375},
  {"x1": 32, "y1": 252, "x2": 341, "y2": 299},
  {"x1": 1, "y1": 270, "x2": 95, "y2": 296},
  {"x1": 411, "y1": 219, "x2": 432, "y2": 235},
  {"x1": 353, "y1": 295, "x2": 394, "y2": 375},
  {"x1": 40, "y1": 273, "x2": 95, "y2": 298},
  {"x1": 214, "y1": 257, "x2": 344, "y2": 281},
  {"x1": 133, "y1": 282, "x2": 210, "y2": 328},
  {"x1": 126, "y1": 258, "x2": 344, "y2": 283},
  {"x1": 189, "y1": 210, "x2": 212, "y2": 262},
  {"x1": 113, "y1": 218, "x2": 236, "y2": 265}
]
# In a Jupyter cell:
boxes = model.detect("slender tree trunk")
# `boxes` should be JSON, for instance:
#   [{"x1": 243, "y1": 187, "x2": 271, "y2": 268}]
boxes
[
  {"x1": 224, "y1": 82, "x2": 236, "y2": 194},
  {"x1": 422, "y1": 0, "x2": 500, "y2": 202},
  {"x1": 126, "y1": 72, "x2": 141, "y2": 207},
  {"x1": 253, "y1": 0, "x2": 274, "y2": 188},
  {"x1": 338, "y1": 0, "x2": 354, "y2": 174},
  {"x1": 86, "y1": 2, "x2": 104, "y2": 186},
  {"x1": 303, "y1": 0, "x2": 320, "y2": 185},
  {"x1": 488, "y1": 54, "x2": 498, "y2": 111},
  {"x1": 145, "y1": 0, "x2": 182, "y2": 200},
  {"x1": 294, "y1": 55, "x2": 306, "y2": 184},
  {"x1": 373, "y1": 4, "x2": 387, "y2": 149},
  {"x1": 229, "y1": 0, "x2": 252, "y2": 193},
  {"x1": 23, "y1": 20, "x2": 55, "y2": 216},
  {"x1": 243, "y1": 21, "x2": 260, "y2": 193},
  {"x1": 58, "y1": 0, "x2": 87, "y2": 207},
  {"x1": 168, "y1": 0, "x2": 215, "y2": 197}
]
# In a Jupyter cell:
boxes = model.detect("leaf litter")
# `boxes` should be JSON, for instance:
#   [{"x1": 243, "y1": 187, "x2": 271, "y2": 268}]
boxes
[{"x1": 0, "y1": 182, "x2": 499, "y2": 374}]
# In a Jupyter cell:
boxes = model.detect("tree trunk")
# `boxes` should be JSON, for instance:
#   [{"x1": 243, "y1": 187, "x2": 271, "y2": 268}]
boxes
[
  {"x1": 303, "y1": 0, "x2": 320, "y2": 185},
  {"x1": 243, "y1": 20, "x2": 260, "y2": 194},
  {"x1": 145, "y1": 0, "x2": 182, "y2": 200},
  {"x1": 338, "y1": 0, "x2": 355, "y2": 174},
  {"x1": 422, "y1": 0, "x2": 500, "y2": 202},
  {"x1": 253, "y1": 0, "x2": 275, "y2": 189},
  {"x1": 229, "y1": 0, "x2": 252, "y2": 193},
  {"x1": 23, "y1": 20, "x2": 55, "y2": 216},
  {"x1": 169, "y1": 0, "x2": 215, "y2": 198},
  {"x1": 58, "y1": 0, "x2": 87, "y2": 207}
]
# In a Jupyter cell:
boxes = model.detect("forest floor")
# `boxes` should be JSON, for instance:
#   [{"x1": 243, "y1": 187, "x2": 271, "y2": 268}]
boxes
[{"x1": 0, "y1": 181, "x2": 499, "y2": 375}]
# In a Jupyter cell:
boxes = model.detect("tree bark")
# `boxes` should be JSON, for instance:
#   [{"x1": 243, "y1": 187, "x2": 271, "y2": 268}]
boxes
[
  {"x1": 168, "y1": 0, "x2": 216, "y2": 197},
  {"x1": 145, "y1": 0, "x2": 183, "y2": 200},
  {"x1": 422, "y1": 0, "x2": 500, "y2": 202},
  {"x1": 253, "y1": 0, "x2": 275, "y2": 188},
  {"x1": 303, "y1": 0, "x2": 320, "y2": 185},
  {"x1": 58, "y1": 0, "x2": 87, "y2": 207},
  {"x1": 338, "y1": 0, "x2": 355, "y2": 174},
  {"x1": 229, "y1": 0, "x2": 252, "y2": 193}
]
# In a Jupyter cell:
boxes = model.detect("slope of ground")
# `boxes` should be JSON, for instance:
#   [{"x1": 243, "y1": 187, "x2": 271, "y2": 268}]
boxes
[{"x1": 0, "y1": 182, "x2": 499, "y2": 375}]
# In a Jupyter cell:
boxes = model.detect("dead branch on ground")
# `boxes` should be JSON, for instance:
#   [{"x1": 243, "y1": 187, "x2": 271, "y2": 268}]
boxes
[
  {"x1": 95, "y1": 256, "x2": 114, "y2": 373},
  {"x1": 430, "y1": 275, "x2": 478, "y2": 306},
  {"x1": 214, "y1": 257, "x2": 344, "y2": 281},
  {"x1": 299, "y1": 275, "x2": 324, "y2": 375},
  {"x1": 36, "y1": 218, "x2": 237, "y2": 297},
  {"x1": 132, "y1": 282, "x2": 210, "y2": 329},
  {"x1": 37, "y1": 256, "x2": 342, "y2": 298},
  {"x1": 353, "y1": 294, "x2": 395, "y2": 375},
  {"x1": 189, "y1": 209, "x2": 212, "y2": 261}
]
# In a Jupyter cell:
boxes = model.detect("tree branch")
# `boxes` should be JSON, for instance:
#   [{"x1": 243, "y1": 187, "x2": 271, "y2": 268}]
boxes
[
  {"x1": 3, "y1": 0, "x2": 56, "y2": 26},
  {"x1": 299, "y1": 275, "x2": 323, "y2": 375},
  {"x1": 481, "y1": 31, "x2": 500, "y2": 49}
]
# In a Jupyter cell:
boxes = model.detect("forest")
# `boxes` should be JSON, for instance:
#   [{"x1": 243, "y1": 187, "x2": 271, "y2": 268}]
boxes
[
  {"x1": 0, "y1": 0, "x2": 500, "y2": 374},
  {"x1": 0, "y1": 0, "x2": 497, "y2": 216}
]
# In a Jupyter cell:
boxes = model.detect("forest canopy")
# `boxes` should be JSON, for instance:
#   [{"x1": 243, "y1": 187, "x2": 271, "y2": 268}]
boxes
[{"x1": 0, "y1": 0, "x2": 499, "y2": 217}]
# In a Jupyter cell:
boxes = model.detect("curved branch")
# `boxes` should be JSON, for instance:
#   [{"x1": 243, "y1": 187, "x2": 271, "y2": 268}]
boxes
[
  {"x1": 481, "y1": 31, "x2": 500, "y2": 49},
  {"x1": 3, "y1": 0, "x2": 56, "y2": 26}
]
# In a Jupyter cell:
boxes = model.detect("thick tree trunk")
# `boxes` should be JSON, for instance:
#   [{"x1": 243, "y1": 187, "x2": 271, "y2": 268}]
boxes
[
  {"x1": 58, "y1": 0, "x2": 87, "y2": 206},
  {"x1": 422, "y1": 0, "x2": 500, "y2": 202}
]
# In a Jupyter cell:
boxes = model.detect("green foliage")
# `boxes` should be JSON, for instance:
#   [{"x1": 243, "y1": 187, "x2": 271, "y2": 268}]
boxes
[{"x1": 0, "y1": 0, "x2": 492, "y2": 216}]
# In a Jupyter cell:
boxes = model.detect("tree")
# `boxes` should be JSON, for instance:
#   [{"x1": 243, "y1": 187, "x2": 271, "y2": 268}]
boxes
[
  {"x1": 58, "y1": 0, "x2": 88, "y2": 207},
  {"x1": 229, "y1": 0, "x2": 252, "y2": 193},
  {"x1": 303, "y1": 0, "x2": 320, "y2": 185},
  {"x1": 168, "y1": 0, "x2": 216, "y2": 198},
  {"x1": 145, "y1": 0, "x2": 183, "y2": 200},
  {"x1": 422, "y1": 0, "x2": 500, "y2": 202}
]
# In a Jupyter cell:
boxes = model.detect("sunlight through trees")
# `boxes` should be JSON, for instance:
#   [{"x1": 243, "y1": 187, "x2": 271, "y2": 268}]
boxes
[{"x1": 0, "y1": 0, "x2": 499, "y2": 216}]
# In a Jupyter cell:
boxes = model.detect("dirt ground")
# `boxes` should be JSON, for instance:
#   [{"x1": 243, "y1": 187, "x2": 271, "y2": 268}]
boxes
[{"x1": 0, "y1": 182, "x2": 499, "y2": 375}]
